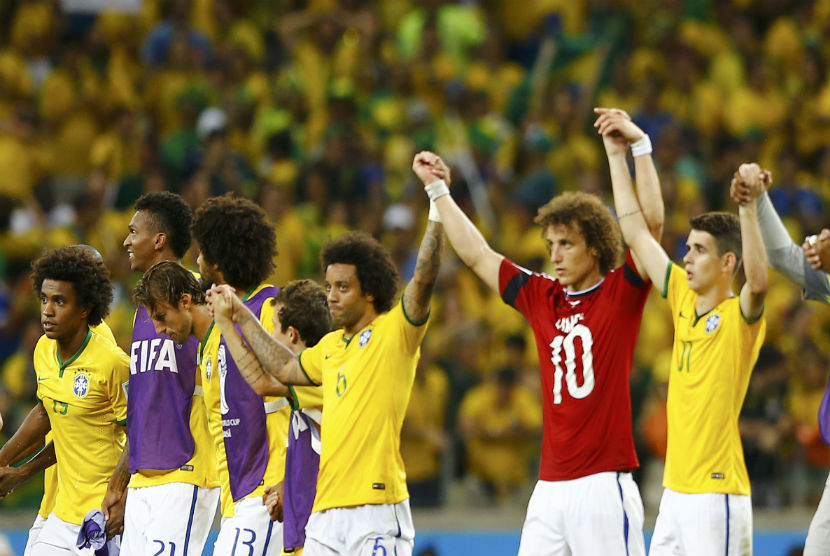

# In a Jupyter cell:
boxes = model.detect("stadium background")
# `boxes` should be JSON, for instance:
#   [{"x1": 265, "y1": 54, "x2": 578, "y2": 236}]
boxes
[{"x1": 0, "y1": 0, "x2": 827, "y2": 554}]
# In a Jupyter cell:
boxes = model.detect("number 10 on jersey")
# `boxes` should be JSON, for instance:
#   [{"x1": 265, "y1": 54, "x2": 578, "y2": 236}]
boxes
[{"x1": 550, "y1": 324, "x2": 595, "y2": 404}]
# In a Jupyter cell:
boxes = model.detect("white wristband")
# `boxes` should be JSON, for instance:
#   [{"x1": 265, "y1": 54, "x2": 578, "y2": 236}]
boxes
[
  {"x1": 428, "y1": 200, "x2": 441, "y2": 222},
  {"x1": 424, "y1": 179, "x2": 450, "y2": 202},
  {"x1": 630, "y1": 134, "x2": 652, "y2": 157}
]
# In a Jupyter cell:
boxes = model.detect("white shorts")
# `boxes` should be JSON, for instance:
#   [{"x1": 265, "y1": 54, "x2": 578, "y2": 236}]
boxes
[
  {"x1": 517, "y1": 472, "x2": 644, "y2": 556},
  {"x1": 121, "y1": 482, "x2": 219, "y2": 556},
  {"x1": 649, "y1": 488, "x2": 752, "y2": 556},
  {"x1": 304, "y1": 500, "x2": 414, "y2": 556},
  {"x1": 26, "y1": 513, "x2": 97, "y2": 556},
  {"x1": 804, "y1": 470, "x2": 830, "y2": 556},
  {"x1": 213, "y1": 495, "x2": 282, "y2": 556},
  {"x1": 24, "y1": 514, "x2": 47, "y2": 556}
]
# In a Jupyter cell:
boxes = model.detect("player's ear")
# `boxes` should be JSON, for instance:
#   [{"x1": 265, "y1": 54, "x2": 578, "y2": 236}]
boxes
[
  {"x1": 154, "y1": 231, "x2": 167, "y2": 251},
  {"x1": 179, "y1": 293, "x2": 191, "y2": 310},
  {"x1": 287, "y1": 326, "x2": 300, "y2": 344}
]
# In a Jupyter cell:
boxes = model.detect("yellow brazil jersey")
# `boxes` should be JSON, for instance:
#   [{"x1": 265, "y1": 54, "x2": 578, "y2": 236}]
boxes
[
  {"x1": 662, "y1": 263, "x2": 765, "y2": 495},
  {"x1": 299, "y1": 299, "x2": 428, "y2": 512},
  {"x1": 199, "y1": 284, "x2": 289, "y2": 517},
  {"x1": 34, "y1": 328, "x2": 130, "y2": 525},
  {"x1": 38, "y1": 321, "x2": 118, "y2": 518}
]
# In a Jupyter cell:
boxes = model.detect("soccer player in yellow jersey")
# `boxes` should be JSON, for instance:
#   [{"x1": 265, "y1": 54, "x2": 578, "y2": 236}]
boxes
[
  {"x1": 0, "y1": 246, "x2": 130, "y2": 555},
  {"x1": 600, "y1": 110, "x2": 768, "y2": 556},
  {"x1": 0, "y1": 245, "x2": 119, "y2": 554},
  {"x1": 207, "y1": 153, "x2": 446, "y2": 556}
]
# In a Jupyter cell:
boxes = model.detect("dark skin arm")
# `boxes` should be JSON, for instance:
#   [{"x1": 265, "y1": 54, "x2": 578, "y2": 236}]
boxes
[
  {"x1": 404, "y1": 152, "x2": 447, "y2": 323},
  {"x1": 101, "y1": 433, "x2": 129, "y2": 538},
  {"x1": 0, "y1": 403, "x2": 52, "y2": 466},
  {"x1": 0, "y1": 441, "x2": 57, "y2": 498}
]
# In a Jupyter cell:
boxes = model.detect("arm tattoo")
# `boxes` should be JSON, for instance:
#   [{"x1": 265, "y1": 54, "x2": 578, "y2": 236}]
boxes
[
  {"x1": 618, "y1": 209, "x2": 642, "y2": 219},
  {"x1": 237, "y1": 310, "x2": 295, "y2": 377},
  {"x1": 404, "y1": 221, "x2": 444, "y2": 322}
]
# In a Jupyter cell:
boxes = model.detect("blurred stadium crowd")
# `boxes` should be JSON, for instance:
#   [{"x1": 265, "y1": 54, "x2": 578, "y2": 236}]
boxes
[{"x1": 0, "y1": 0, "x2": 827, "y2": 512}]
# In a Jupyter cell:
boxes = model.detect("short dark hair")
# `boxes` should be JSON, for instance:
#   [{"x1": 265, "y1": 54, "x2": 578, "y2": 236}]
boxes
[
  {"x1": 274, "y1": 279, "x2": 331, "y2": 347},
  {"x1": 321, "y1": 231, "x2": 399, "y2": 313},
  {"x1": 690, "y1": 212, "x2": 742, "y2": 268},
  {"x1": 135, "y1": 192, "x2": 193, "y2": 259},
  {"x1": 134, "y1": 261, "x2": 205, "y2": 310},
  {"x1": 534, "y1": 192, "x2": 622, "y2": 275},
  {"x1": 191, "y1": 195, "x2": 276, "y2": 291},
  {"x1": 31, "y1": 246, "x2": 113, "y2": 326}
]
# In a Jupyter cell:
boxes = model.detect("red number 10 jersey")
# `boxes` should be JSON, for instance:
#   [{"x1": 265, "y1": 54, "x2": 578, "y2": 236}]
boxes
[{"x1": 498, "y1": 253, "x2": 650, "y2": 481}]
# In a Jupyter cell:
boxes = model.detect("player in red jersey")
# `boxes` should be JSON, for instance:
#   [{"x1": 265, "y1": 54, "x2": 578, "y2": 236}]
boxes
[{"x1": 421, "y1": 108, "x2": 662, "y2": 556}]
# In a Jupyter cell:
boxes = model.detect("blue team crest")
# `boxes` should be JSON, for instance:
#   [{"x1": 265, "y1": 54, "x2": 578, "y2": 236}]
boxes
[
  {"x1": 73, "y1": 372, "x2": 90, "y2": 399},
  {"x1": 705, "y1": 313, "x2": 721, "y2": 334},
  {"x1": 358, "y1": 329, "x2": 372, "y2": 348},
  {"x1": 204, "y1": 357, "x2": 213, "y2": 381}
]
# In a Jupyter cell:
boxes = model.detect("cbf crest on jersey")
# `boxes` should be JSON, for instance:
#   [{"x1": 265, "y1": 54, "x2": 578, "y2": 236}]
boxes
[
  {"x1": 358, "y1": 329, "x2": 372, "y2": 348},
  {"x1": 73, "y1": 371, "x2": 90, "y2": 399},
  {"x1": 705, "y1": 313, "x2": 721, "y2": 334}
]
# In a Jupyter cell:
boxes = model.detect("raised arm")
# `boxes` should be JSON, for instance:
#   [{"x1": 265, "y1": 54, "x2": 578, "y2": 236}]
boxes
[
  {"x1": 403, "y1": 153, "x2": 447, "y2": 323},
  {"x1": 733, "y1": 164, "x2": 768, "y2": 320},
  {"x1": 594, "y1": 108, "x2": 664, "y2": 241},
  {"x1": 207, "y1": 285, "x2": 313, "y2": 387},
  {"x1": 598, "y1": 124, "x2": 670, "y2": 286},
  {"x1": 594, "y1": 108, "x2": 664, "y2": 279},
  {"x1": 414, "y1": 151, "x2": 504, "y2": 293},
  {"x1": 732, "y1": 173, "x2": 830, "y2": 304}
]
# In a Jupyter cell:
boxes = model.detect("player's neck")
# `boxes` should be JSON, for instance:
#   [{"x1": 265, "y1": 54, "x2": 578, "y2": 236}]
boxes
[
  {"x1": 342, "y1": 307, "x2": 379, "y2": 339},
  {"x1": 56, "y1": 324, "x2": 90, "y2": 362},
  {"x1": 144, "y1": 252, "x2": 178, "y2": 272},
  {"x1": 694, "y1": 280, "x2": 733, "y2": 315},
  {"x1": 191, "y1": 304, "x2": 213, "y2": 340},
  {"x1": 565, "y1": 269, "x2": 604, "y2": 294}
]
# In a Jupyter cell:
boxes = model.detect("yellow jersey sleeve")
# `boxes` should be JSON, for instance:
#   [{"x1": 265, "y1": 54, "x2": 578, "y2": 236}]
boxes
[
  {"x1": 398, "y1": 297, "x2": 430, "y2": 355},
  {"x1": 298, "y1": 339, "x2": 325, "y2": 386},
  {"x1": 289, "y1": 384, "x2": 324, "y2": 412},
  {"x1": 108, "y1": 348, "x2": 130, "y2": 425}
]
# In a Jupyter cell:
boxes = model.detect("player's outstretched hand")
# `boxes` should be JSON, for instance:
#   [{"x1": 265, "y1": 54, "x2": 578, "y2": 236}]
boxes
[
  {"x1": 593, "y1": 107, "x2": 644, "y2": 157},
  {"x1": 263, "y1": 482, "x2": 284, "y2": 522},
  {"x1": 206, "y1": 284, "x2": 237, "y2": 323},
  {"x1": 0, "y1": 465, "x2": 24, "y2": 497},
  {"x1": 101, "y1": 488, "x2": 127, "y2": 538},
  {"x1": 803, "y1": 228, "x2": 830, "y2": 272},
  {"x1": 412, "y1": 151, "x2": 451, "y2": 187}
]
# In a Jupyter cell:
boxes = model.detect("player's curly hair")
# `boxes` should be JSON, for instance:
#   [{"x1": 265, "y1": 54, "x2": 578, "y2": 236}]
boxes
[
  {"x1": 135, "y1": 192, "x2": 193, "y2": 259},
  {"x1": 690, "y1": 212, "x2": 742, "y2": 269},
  {"x1": 273, "y1": 279, "x2": 331, "y2": 347},
  {"x1": 321, "y1": 231, "x2": 399, "y2": 314},
  {"x1": 534, "y1": 191, "x2": 623, "y2": 275},
  {"x1": 134, "y1": 261, "x2": 205, "y2": 310},
  {"x1": 191, "y1": 195, "x2": 276, "y2": 291},
  {"x1": 31, "y1": 246, "x2": 113, "y2": 326}
]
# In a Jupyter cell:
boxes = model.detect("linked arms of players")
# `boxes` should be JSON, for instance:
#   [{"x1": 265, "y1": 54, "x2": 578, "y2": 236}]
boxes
[{"x1": 207, "y1": 285, "x2": 314, "y2": 389}]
